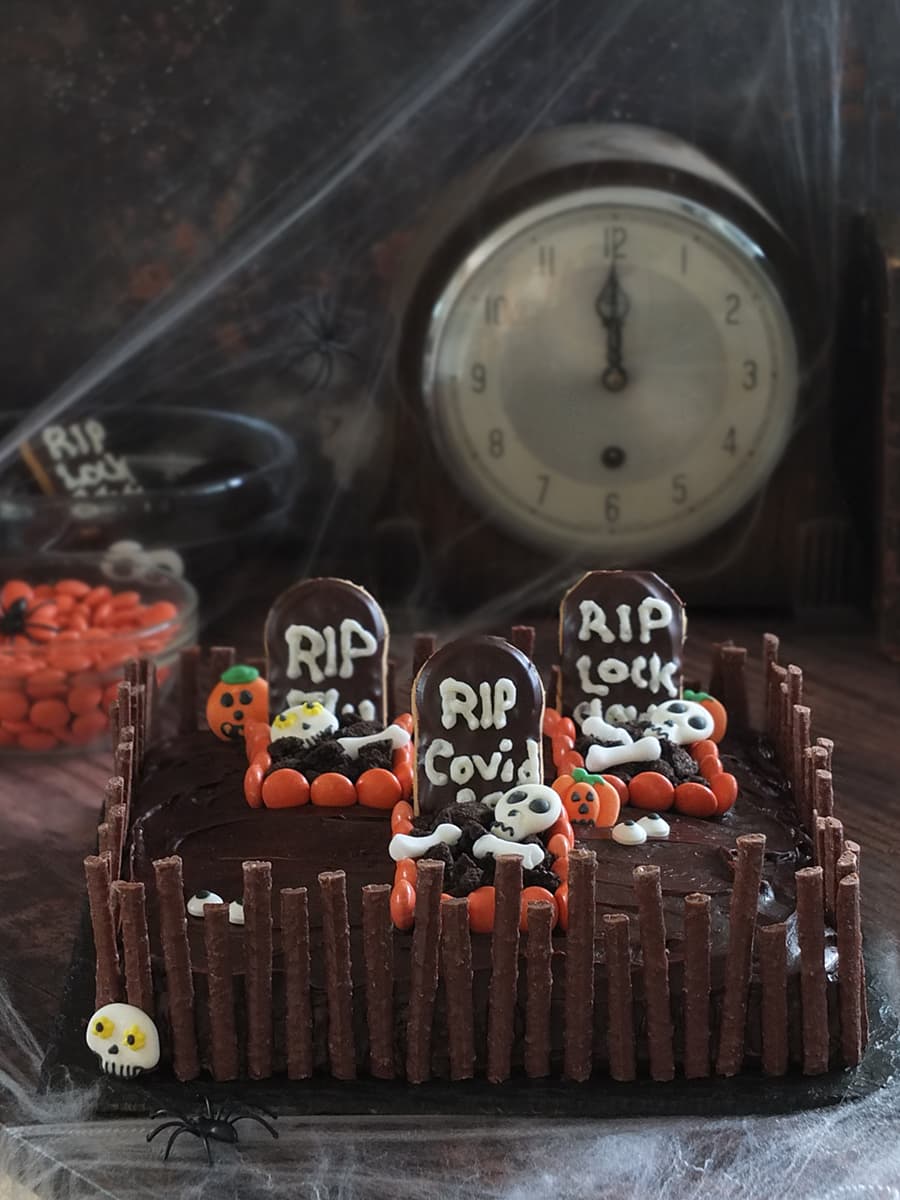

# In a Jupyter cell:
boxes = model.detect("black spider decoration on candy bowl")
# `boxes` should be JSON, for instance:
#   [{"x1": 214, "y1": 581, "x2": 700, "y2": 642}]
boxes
[
  {"x1": 146, "y1": 1096, "x2": 278, "y2": 1165},
  {"x1": 0, "y1": 583, "x2": 59, "y2": 645}
]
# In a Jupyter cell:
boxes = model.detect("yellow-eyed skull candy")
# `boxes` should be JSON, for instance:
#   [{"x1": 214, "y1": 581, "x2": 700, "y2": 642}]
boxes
[{"x1": 85, "y1": 1003, "x2": 160, "y2": 1078}]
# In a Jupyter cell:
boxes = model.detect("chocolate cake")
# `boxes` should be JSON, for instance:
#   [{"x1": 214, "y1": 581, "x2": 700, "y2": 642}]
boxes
[{"x1": 82, "y1": 573, "x2": 867, "y2": 1092}]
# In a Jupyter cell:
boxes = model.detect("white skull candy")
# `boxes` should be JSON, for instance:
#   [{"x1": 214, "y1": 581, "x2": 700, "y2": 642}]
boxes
[
  {"x1": 491, "y1": 784, "x2": 562, "y2": 843},
  {"x1": 270, "y1": 700, "x2": 339, "y2": 745},
  {"x1": 85, "y1": 1003, "x2": 160, "y2": 1078},
  {"x1": 643, "y1": 699, "x2": 714, "y2": 746}
]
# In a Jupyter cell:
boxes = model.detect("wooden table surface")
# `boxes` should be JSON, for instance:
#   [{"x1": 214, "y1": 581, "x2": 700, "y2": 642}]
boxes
[{"x1": 0, "y1": 615, "x2": 897, "y2": 1194}]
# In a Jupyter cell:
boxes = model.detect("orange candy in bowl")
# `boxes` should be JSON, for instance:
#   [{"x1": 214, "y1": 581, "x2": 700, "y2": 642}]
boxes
[{"x1": 0, "y1": 562, "x2": 197, "y2": 752}]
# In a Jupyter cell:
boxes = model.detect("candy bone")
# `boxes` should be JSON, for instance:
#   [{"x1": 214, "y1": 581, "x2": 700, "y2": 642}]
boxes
[
  {"x1": 585, "y1": 735, "x2": 661, "y2": 773},
  {"x1": 472, "y1": 832, "x2": 546, "y2": 871},
  {"x1": 338, "y1": 723, "x2": 411, "y2": 760},
  {"x1": 389, "y1": 823, "x2": 462, "y2": 862}
]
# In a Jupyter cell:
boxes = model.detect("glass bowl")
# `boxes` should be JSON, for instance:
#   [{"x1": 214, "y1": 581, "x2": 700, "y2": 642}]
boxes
[
  {"x1": 0, "y1": 555, "x2": 197, "y2": 754},
  {"x1": 0, "y1": 406, "x2": 299, "y2": 614}
]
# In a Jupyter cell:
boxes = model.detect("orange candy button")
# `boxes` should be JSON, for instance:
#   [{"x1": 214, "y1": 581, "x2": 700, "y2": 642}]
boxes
[
  {"x1": 243, "y1": 761, "x2": 265, "y2": 808},
  {"x1": 84, "y1": 586, "x2": 112, "y2": 607},
  {"x1": 554, "y1": 882, "x2": 569, "y2": 931},
  {"x1": 393, "y1": 712, "x2": 414, "y2": 734},
  {"x1": 310, "y1": 772, "x2": 356, "y2": 807},
  {"x1": 138, "y1": 601, "x2": 178, "y2": 627},
  {"x1": 390, "y1": 879, "x2": 416, "y2": 931},
  {"x1": 18, "y1": 730, "x2": 58, "y2": 751},
  {"x1": 30, "y1": 698, "x2": 71, "y2": 730},
  {"x1": 110, "y1": 590, "x2": 141, "y2": 609},
  {"x1": 711, "y1": 772, "x2": 739, "y2": 814},
  {"x1": 467, "y1": 886, "x2": 496, "y2": 934},
  {"x1": 393, "y1": 759, "x2": 414, "y2": 801},
  {"x1": 559, "y1": 749, "x2": 585, "y2": 775},
  {"x1": 0, "y1": 691, "x2": 29, "y2": 722},
  {"x1": 0, "y1": 580, "x2": 33, "y2": 609},
  {"x1": 55, "y1": 579, "x2": 91, "y2": 597},
  {"x1": 70, "y1": 711, "x2": 109, "y2": 743},
  {"x1": 520, "y1": 886, "x2": 558, "y2": 933},
  {"x1": 356, "y1": 768, "x2": 402, "y2": 810},
  {"x1": 628, "y1": 771, "x2": 676, "y2": 811},
  {"x1": 261, "y1": 768, "x2": 310, "y2": 809},
  {"x1": 673, "y1": 781, "x2": 718, "y2": 817},
  {"x1": 67, "y1": 685, "x2": 103, "y2": 715}
]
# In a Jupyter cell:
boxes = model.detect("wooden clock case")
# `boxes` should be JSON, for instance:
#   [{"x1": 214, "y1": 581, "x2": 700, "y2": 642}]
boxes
[{"x1": 375, "y1": 125, "x2": 857, "y2": 618}]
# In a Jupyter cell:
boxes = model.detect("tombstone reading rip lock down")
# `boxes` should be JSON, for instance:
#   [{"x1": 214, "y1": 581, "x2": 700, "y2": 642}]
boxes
[{"x1": 558, "y1": 570, "x2": 686, "y2": 723}]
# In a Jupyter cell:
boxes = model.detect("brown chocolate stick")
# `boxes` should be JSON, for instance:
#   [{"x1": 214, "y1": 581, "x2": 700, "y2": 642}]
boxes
[
  {"x1": 633, "y1": 864, "x2": 674, "y2": 1081},
  {"x1": 720, "y1": 646, "x2": 749, "y2": 732},
  {"x1": 815, "y1": 816, "x2": 827, "y2": 869},
  {"x1": 112, "y1": 880, "x2": 153, "y2": 1017},
  {"x1": 104, "y1": 776, "x2": 124, "y2": 822},
  {"x1": 281, "y1": 888, "x2": 313, "y2": 1080},
  {"x1": 208, "y1": 646, "x2": 237, "y2": 688},
  {"x1": 386, "y1": 658, "x2": 397, "y2": 719},
  {"x1": 778, "y1": 682, "x2": 792, "y2": 772},
  {"x1": 203, "y1": 902, "x2": 239, "y2": 1081},
  {"x1": 816, "y1": 737, "x2": 834, "y2": 771},
  {"x1": 683, "y1": 893, "x2": 711, "y2": 1079},
  {"x1": 823, "y1": 817, "x2": 844, "y2": 921},
  {"x1": 153, "y1": 856, "x2": 199, "y2": 1080},
  {"x1": 412, "y1": 633, "x2": 437, "y2": 678},
  {"x1": 524, "y1": 900, "x2": 553, "y2": 1080},
  {"x1": 97, "y1": 824, "x2": 110, "y2": 858},
  {"x1": 836, "y1": 848, "x2": 858, "y2": 882},
  {"x1": 815, "y1": 768, "x2": 835, "y2": 820},
  {"x1": 440, "y1": 896, "x2": 475, "y2": 1081},
  {"x1": 486, "y1": 855, "x2": 523, "y2": 1084},
  {"x1": 843, "y1": 841, "x2": 867, "y2": 1046},
  {"x1": 836, "y1": 873, "x2": 864, "y2": 1068},
  {"x1": 108, "y1": 700, "x2": 121, "y2": 757},
  {"x1": 406, "y1": 859, "x2": 444, "y2": 1084},
  {"x1": 791, "y1": 705, "x2": 812, "y2": 820},
  {"x1": 84, "y1": 855, "x2": 121, "y2": 1008},
  {"x1": 708, "y1": 640, "x2": 732, "y2": 700},
  {"x1": 604, "y1": 913, "x2": 636, "y2": 1082},
  {"x1": 362, "y1": 884, "x2": 395, "y2": 1080},
  {"x1": 796, "y1": 866, "x2": 829, "y2": 1074},
  {"x1": 115, "y1": 736, "x2": 134, "y2": 811},
  {"x1": 178, "y1": 646, "x2": 201, "y2": 733},
  {"x1": 509, "y1": 624, "x2": 536, "y2": 660},
  {"x1": 762, "y1": 633, "x2": 780, "y2": 728},
  {"x1": 106, "y1": 804, "x2": 126, "y2": 882},
  {"x1": 758, "y1": 923, "x2": 789, "y2": 1076},
  {"x1": 767, "y1": 663, "x2": 787, "y2": 752},
  {"x1": 319, "y1": 870, "x2": 356, "y2": 1080},
  {"x1": 243, "y1": 861, "x2": 273, "y2": 1080},
  {"x1": 716, "y1": 833, "x2": 766, "y2": 1076},
  {"x1": 564, "y1": 849, "x2": 596, "y2": 1082}
]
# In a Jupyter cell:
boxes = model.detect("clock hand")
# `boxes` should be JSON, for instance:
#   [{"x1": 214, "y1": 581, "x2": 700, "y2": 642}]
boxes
[{"x1": 595, "y1": 265, "x2": 631, "y2": 392}]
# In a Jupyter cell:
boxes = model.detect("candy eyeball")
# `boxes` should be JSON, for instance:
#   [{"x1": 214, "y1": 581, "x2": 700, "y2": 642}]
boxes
[
  {"x1": 270, "y1": 701, "x2": 339, "y2": 745},
  {"x1": 187, "y1": 889, "x2": 224, "y2": 917},
  {"x1": 612, "y1": 819, "x2": 648, "y2": 846},
  {"x1": 637, "y1": 812, "x2": 671, "y2": 840},
  {"x1": 85, "y1": 1003, "x2": 160, "y2": 1078}
]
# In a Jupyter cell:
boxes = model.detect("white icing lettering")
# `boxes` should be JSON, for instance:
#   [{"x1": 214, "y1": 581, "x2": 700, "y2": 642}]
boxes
[
  {"x1": 500, "y1": 760, "x2": 514, "y2": 783},
  {"x1": 631, "y1": 655, "x2": 647, "y2": 687},
  {"x1": 439, "y1": 677, "x2": 518, "y2": 732},
  {"x1": 339, "y1": 618, "x2": 377, "y2": 679},
  {"x1": 285, "y1": 618, "x2": 379, "y2": 684},
  {"x1": 358, "y1": 699, "x2": 376, "y2": 722},
  {"x1": 515, "y1": 738, "x2": 541, "y2": 783},
  {"x1": 424, "y1": 738, "x2": 453, "y2": 786},
  {"x1": 471, "y1": 752, "x2": 501, "y2": 780},
  {"x1": 450, "y1": 757, "x2": 475, "y2": 784},
  {"x1": 637, "y1": 597, "x2": 673, "y2": 644},
  {"x1": 616, "y1": 603, "x2": 633, "y2": 643},
  {"x1": 578, "y1": 600, "x2": 617, "y2": 644},
  {"x1": 499, "y1": 738, "x2": 512, "y2": 752},
  {"x1": 323, "y1": 625, "x2": 337, "y2": 678},
  {"x1": 285, "y1": 625, "x2": 327, "y2": 683}
]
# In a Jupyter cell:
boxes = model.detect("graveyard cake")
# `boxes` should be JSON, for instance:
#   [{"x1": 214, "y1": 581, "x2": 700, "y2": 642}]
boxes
[{"x1": 82, "y1": 571, "x2": 867, "y2": 1092}]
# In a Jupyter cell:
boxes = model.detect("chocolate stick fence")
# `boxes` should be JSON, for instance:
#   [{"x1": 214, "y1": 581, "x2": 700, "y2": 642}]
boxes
[{"x1": 81, "y1": 643, "x2": 869, "y2": 1087}]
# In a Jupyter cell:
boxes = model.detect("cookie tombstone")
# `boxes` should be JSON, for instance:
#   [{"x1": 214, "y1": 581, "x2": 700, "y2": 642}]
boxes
[
  {"x1": 264, "y1": 578, "x2": 388, "y2": 723},
  {"x1": 413, "y1": 635, "x2": 545, "y2": 816},
  {"x1": 559, "y1": 570, "x2": 686, "y2": 722}
]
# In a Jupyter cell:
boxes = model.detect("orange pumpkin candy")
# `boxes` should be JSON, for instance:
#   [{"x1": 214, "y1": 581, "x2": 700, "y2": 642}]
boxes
[
  {"x1": 560, "y1": 769, "x2": 621, "y2": 828},
  {"x1": 206, "y1": 665, "x2": 269, "y2": 742}
]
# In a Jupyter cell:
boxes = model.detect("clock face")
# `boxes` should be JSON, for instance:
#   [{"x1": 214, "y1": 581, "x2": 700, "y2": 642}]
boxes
[{"x1": 421, "y1": 186, "x2": 799, "y2": 560}]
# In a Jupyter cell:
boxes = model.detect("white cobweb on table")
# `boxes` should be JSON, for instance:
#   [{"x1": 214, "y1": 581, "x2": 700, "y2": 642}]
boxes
[{"x1": 1, "y1": 931, "x2": 898, "y2": 1200}]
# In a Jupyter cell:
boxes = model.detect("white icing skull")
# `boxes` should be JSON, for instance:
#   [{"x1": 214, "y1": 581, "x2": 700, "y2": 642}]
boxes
[
  {"x1": 642, "y1": 699, "x2": 714, "y2": 746},
  {"x1": 491, "y1": 784, "x2": 562, "y2": 843},
  {"x1": 85, "y1": 1003, "x2": 160, "y2": 1078},
  {"x1": 270, "y1": 700, "x2": 339, "y2": 745}
]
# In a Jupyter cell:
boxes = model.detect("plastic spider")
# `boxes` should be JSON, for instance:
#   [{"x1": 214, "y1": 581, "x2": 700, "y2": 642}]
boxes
[
  {"x1": 146, "y1": 1096, "x2": 278, "y2": 1165},
  {"x1": 287, "y1": 293, "x2": 360, "y2": 394},
  {"x1": 0, "y1": 586, "x2": 58, "y2": 644}
]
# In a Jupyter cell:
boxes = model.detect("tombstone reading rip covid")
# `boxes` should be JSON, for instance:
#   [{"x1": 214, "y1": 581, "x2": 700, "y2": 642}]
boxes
[
  {"x1": 558, "y1": 570, "x2": 686, "y2": 723},
  {"x1": 264, "y1": 578, "x2": 388, "y2": 723},
  {"x1": 413, "y1": 635, "x2": 545, "y2": 816}
]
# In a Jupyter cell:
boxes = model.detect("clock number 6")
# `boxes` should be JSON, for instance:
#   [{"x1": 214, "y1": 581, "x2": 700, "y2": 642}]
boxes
[{"x1": 672, "y1": 474, "x2": 688, "y2": 505}]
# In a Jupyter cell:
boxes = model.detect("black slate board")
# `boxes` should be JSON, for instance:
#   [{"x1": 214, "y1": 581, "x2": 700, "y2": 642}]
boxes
[{"x1": 43, "y1": 902, "x2": 898, "y2": 1121}]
